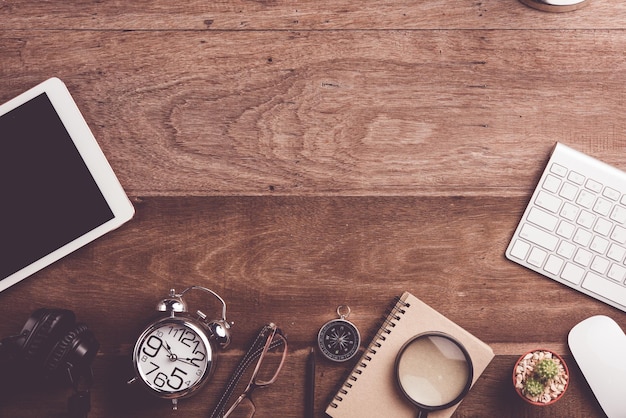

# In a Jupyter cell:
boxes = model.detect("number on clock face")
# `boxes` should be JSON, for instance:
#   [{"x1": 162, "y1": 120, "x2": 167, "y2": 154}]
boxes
[{"x1": 135, "y1": 321, "x2": 213, "y2": 393}]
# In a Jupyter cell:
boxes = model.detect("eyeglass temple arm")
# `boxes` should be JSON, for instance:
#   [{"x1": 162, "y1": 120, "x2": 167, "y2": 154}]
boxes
[
  {"x1": 250, "y1": 333, "x2": 288, "y2": 386},
  {"x1": 222, "y1": 334, "x2": 287, "y2": 418},
  {"x1": 208, "y1": 325, "x2": 285, "y2": 418}
]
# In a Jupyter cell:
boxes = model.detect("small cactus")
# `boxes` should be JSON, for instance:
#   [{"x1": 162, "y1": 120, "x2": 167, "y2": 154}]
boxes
[
  {"x1": 524, "y1": 377, "x2": 545, "y2": 397},
  {"x1": 515, "y1": 350, "x2": 568, "y2": 404},
  {"x1": 535, "y1": 358, "x2": 559, "y2": 381}
]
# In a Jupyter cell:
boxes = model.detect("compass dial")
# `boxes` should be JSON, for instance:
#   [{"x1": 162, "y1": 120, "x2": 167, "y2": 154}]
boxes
[{"x1": 317, "y1": 318, "x2": 361, "y2": 362}]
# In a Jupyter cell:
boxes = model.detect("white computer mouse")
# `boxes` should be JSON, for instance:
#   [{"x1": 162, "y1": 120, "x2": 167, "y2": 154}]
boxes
[
  {"x1": 519, "y1": 0, "x2": 588, "y2": 12},
  {"x1": 568, "y1": 315, "x2": 626, "y2": 418}
]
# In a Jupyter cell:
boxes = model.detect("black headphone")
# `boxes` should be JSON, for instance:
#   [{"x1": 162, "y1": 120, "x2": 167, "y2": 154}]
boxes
[{"x1": 0, "y1": 308, "x2": 99, "y2": 418}]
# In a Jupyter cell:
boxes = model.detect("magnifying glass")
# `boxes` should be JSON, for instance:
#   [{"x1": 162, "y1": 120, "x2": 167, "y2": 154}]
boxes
[{"x1": 395, "y1": 332, "x2": 473, "y2": 417}]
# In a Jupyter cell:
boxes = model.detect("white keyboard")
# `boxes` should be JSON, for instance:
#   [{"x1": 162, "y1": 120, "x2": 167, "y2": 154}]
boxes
[{"x1": 506, "y1": 143, "x2": 626, "y2": 312}]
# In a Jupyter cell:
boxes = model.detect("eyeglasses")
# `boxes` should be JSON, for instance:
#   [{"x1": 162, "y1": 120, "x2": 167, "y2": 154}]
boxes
[{"x1": 209, "y1": 323, "x2": 288, "y2": 418}]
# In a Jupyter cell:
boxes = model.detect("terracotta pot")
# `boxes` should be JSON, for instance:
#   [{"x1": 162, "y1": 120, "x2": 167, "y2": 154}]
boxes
[{"x1": 512, "y1": 348, "x2": 569, "y2": 406}]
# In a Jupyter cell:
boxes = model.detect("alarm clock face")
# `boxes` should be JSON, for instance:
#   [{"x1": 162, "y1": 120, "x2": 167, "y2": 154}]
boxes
[
  {"x1": 133, "y1": 318, "x2": 214, "y2": 398},
  {"x1": 317, "y1": 318, "x2": 361, "y2": 362}
]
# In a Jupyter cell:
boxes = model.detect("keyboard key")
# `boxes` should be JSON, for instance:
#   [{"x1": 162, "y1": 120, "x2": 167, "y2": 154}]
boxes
[
  {"x1": 590, "y1": 256, "x2": 610, "y2": 274},
  {"x1": 590, "y1": 236, "x2": 609, "y2": 254},
  {"x1": 559, "y1": 183, "x2": 578, "y2": 201},
  {"x1": 607, "y1": 243, "x2": 626, "y2": 262},
  {"x1": 610, "y1": 205, "x2": 626, "y2": 224},
  {"x1": 557, "y1": 241, "x2": 576, "y2": 259},
  {"x1": 560, "y1": 202, "x2": 579, "y2": 221},
  {"x1": 544, "y1": 255, "x2": 564, "y2": 275},
  {"x1": 574, "y1": 248, "x2": 593, "y2": 267},
  {"x1": 536, "y1": 191, "x2": 562, "y2": 213},
  {"x1": 576, "y1": 190, "x2": 596, "y2": 209},
  {"x1": 573, "y1": 228, "x2": 592, "y2": 247},
  {"x1": 608, "y1": 264, "x2": 626, "y2": 282},
  {"x1": 576, "y1": 210, "x2": 596, "y2": 229},
  {"x1": 509, "y1": 240, "x2": 530, "y2": 260},
  {"x1": 568, "y1": 171, "x2": 585, "y2": 185},
  {"x1": 611, "y1": 225, "x2": 626, "y2": 244},
  {"x1": 586, "y1": 179, "x2": 603, "y2": 193},
  {"x1": 593, "y1": 198, "x2": 612, "y2": 217},
  {"x1": 594, "y1": 218, "x2": 613, "y2": 236},
  {"x1": 589, "y1": 236, "x2": 609, "y2": 254},
  {"x1": 583, "y1": 272, "x2": 626, "y2": 306},
  {"x1": 561, "y1": 262, "x2": 585, "y2": 284},
  {"x1": 556, "y1": 221, "x2": 575, "y2": 239},
  {"x1": 527, "y1": 207, "x2": 559, "y2": 231},
  {"x1": 543, "y1": 175, "x2": 561, "y2": 193},
  {"x1": 519, "y1": 224, "x2": 559, "y2": 251},
  {"x1": 528, "y1": 247, "x2": 548, "y2": 267},
  {"x1": 604, "y1": 187, "x2": 620, "y2": 201},
  {"x1": 550, "y1": 163, "x2": 567, "y2": 177}
]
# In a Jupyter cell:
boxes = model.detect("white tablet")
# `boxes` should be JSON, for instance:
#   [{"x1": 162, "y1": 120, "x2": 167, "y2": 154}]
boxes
[{"x1": 0, "y1": 77, "x2": 134, "y2": 291}]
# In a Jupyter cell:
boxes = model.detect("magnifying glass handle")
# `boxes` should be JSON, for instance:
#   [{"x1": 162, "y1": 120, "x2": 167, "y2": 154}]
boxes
[{"x1": 416, "y1": 409, "x2": 428, "y2": 418}]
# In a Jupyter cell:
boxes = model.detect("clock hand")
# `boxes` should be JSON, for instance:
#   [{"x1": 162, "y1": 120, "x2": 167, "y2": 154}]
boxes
[
  {"x1": 163, "y1": 341, "x2": 178, "y2": 361},
  {"x1": 164, "y1": 341, "x2": 199, "y2": 366},
  {"x1": 175, "y1": 357, "x2": 197, "y2": 366}
]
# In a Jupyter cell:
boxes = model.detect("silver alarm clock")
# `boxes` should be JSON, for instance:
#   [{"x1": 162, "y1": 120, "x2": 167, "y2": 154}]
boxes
[{"x1": 127, "y1": 286, "x2": 232, "y2": 410}]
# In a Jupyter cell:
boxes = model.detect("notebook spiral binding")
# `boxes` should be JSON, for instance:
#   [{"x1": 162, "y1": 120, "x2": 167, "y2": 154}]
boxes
[{"x1": 328, "y1": 296, "x2": 410, "y2": 408}]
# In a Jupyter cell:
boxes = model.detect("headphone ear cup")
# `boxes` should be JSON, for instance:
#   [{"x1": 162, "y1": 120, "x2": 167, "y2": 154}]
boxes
[
  {"x1": 19, "y1": 308, "x2": 76, "y2": 366},
  {"x1": 44, "y1": 323, "x2": 99, "y2": 376}
]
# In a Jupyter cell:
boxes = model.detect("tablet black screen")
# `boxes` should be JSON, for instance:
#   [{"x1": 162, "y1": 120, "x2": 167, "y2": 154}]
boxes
[{"x1": 0, "y1": 93, "x2": 114, "y2": 280}]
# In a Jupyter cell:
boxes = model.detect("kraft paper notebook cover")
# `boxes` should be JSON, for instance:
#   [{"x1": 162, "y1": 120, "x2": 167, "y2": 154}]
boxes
[{"x1": 325, "y1": 291, "x2": 494, "y2": 418}]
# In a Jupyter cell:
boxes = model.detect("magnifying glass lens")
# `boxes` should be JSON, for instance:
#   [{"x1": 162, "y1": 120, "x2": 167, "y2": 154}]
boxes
[{"x1": 396, "y1": 334, "x2": 472, "y2": 409}]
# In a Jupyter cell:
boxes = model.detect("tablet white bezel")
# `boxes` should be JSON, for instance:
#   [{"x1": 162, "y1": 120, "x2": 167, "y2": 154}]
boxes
[{"x1": 0, "y1": 77, "x2": 134, "y2": 291}]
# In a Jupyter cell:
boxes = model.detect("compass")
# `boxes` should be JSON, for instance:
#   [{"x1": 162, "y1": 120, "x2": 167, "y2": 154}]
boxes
[{"x1": 317, "y1": 305, "x2": 361, "y2": 362}]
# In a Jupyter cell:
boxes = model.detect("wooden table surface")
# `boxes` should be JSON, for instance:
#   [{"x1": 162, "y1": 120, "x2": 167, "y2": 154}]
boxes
[{"x1": 2, "y1": 1, "x2": 626, "y2": 417}]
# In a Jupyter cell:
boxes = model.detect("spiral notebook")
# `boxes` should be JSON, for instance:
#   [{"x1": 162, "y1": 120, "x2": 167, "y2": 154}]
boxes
[{"x1": 325, "y1": 291, "x2": 494, "y2": 418}]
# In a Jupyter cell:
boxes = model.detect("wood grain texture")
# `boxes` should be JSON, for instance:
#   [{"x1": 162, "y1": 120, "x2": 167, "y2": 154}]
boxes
[
  {"x1": 4, "y1": 28, "x2": 626, "y2": 197},
  {"x1": 2, "y1": 0, "x2": 626, "y2": 30},
  {"x1": 0, "y1": 197, "x2": 616, "y2": 416},
  {"x1": 2, "y1": 1, "x2": 626, "y2": 417}
]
